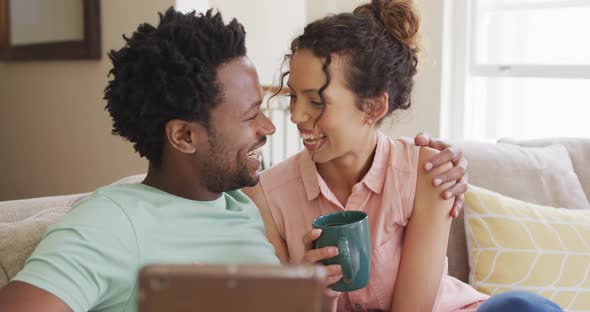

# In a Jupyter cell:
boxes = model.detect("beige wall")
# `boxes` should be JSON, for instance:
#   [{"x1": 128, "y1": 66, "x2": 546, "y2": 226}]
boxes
[
  {"x1": 208, "y1": 0, "x2": 305, "y2": 86},
  {"x1": 0, "y1": 0, "x2": 174, "y2": 200},
  {"x1": 379, "y1": 0, "x2": 445, "y2": 138}
]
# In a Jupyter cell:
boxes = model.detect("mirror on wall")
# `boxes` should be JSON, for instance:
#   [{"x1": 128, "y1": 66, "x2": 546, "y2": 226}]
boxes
[{"x1": 0, "y1": 0, "x2": 100, "y2": 61}]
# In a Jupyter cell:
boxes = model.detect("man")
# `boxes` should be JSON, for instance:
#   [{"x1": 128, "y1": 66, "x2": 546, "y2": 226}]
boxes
[{"x1": 0, "y1": 8, "x2": 467, "y2": 312}]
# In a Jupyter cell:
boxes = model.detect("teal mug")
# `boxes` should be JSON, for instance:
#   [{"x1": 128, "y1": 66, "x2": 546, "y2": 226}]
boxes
[{"x1": 312, "y1": 211, "x2": 371, "y2": 292}]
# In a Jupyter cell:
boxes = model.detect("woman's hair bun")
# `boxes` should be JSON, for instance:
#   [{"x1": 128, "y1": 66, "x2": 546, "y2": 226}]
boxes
[{"x1": 353, "y1": 0, "x2": 420, "y2": 53}]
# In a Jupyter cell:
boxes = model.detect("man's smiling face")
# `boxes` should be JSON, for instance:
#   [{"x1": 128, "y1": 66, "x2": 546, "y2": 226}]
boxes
[{"x1": 198, "y1": 56, "x2": 276, "y2": 193}]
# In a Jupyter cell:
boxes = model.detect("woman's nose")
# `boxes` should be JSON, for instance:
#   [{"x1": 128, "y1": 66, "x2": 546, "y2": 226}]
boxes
[{"x1": 289, "y1": 100, "x2": 309, "y2": 124}]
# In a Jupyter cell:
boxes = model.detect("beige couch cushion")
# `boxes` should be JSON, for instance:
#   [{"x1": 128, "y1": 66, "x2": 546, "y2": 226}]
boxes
[
  {"x1": 0, "y1": 193, "x2": 88, "y2": 224},
  {"x1": 447, "y1": 142, "x2": 588, "y2": 283},
  {"x1": 456, "y1": 142, "x2": 588, "y2": 209},
  {"x1": 110, "y1": 173, "x2": 146, "y2": 185},
  {"x1": 0, "y1": 206, "x2": 72, "y2": 288},
  {"x1": 499, "y1": 138, "x2": 590, "y2": 204}
]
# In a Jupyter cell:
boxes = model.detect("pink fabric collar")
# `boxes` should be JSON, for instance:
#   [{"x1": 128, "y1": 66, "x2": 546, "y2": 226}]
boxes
[{"x1": 298, "y1": 131, "x2": 390, "y2": 202}]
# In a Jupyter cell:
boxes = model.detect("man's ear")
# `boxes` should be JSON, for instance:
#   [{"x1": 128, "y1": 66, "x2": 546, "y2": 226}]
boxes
[
  {"x1": 362, "y1": 92, "x2": 389, "y2": 122},
  {"x1": 164, "y1": 120, "x2": 206, "y2": 154}
]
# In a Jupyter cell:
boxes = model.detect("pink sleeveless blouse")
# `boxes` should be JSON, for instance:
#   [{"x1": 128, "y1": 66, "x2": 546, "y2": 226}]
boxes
[{"x1": 258, "y1": 131, "x2": 488, "y2": 311}]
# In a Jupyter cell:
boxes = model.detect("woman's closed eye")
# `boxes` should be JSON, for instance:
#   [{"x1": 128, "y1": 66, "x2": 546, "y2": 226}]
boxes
[
  {"x1": 287, "y1": 93, "x2": 323, "y2": 107},
  {"x1": 310, "y1": 100, "x2": 324, "y2": 106}
]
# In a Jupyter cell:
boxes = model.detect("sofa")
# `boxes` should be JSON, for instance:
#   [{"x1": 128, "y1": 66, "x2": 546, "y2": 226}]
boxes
[
  {"x1": 447, "y1": 138, "x2": 590, "y2": 284},
  {"x1": 1, "y1": 138, "x2": 589, "y2": 294}
]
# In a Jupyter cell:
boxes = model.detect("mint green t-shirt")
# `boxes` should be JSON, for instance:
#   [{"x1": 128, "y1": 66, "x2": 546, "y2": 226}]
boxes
[{"x1": 13, "y1": 183, "x2": 279, "y2": 312}]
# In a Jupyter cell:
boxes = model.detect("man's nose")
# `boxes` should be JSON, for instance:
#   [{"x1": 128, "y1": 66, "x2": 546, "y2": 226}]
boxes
[{"x1": 258, "y1": 113, "x2": 276, "y2": 136}]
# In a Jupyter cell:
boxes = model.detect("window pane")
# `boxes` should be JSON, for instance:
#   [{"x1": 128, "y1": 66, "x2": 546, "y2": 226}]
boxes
[
  {"x1": 465, "y1": 77, "x2": 590, "y2": 140},
  {"x1": 475, "y1": 0, "x2": 590, "y2": 65},
  {"x1": 260, "y1": 94, "x2": 302, "y2": 167}
]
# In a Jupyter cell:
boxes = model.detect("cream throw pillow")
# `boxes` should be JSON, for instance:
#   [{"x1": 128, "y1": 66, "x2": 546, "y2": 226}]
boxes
[
  {"x1": 465, "y1": 185, "x2": 590, "y2": 311},
  {"x1": 454, "y1": 142, "x2": 589, "y2": 210},
  {"x1": 498, "y1": 138, "x2": 590, "y2": 204}
]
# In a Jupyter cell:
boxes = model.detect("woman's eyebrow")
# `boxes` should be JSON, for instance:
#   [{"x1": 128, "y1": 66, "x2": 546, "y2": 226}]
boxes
[{"x1": 287, "y1": 83, "x2": 319, "y2": 94}]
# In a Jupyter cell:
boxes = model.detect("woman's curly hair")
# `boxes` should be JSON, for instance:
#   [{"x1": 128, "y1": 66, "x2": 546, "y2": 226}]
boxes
[
  {"x1": 274, "y1": 0, "x2": 420, "y2": 125},
  {"x1": 104, "y1": 8, "x2": 246, "y2": 165}
]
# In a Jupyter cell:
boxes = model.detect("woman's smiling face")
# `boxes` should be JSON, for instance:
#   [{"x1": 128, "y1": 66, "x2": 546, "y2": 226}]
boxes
[{"x1": 287, "y1": 49, "x2": 374, "y2": 164}]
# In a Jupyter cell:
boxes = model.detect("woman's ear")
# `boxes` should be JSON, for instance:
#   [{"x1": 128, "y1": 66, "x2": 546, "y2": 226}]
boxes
[
  {"x1": 165, "y1": 120, "x2": 206, "y2": 154},
  {"x1": 362, "y1": 92, "x2": 389, "y2": 123}
]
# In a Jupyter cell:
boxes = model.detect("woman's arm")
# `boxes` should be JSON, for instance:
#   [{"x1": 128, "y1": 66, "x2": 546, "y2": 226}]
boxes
[
  {"x1": 242, "y1": 184, "x2": 290, "y2": 263},
  {"x1": 392, "y1": 147, "x2": 455, "y2": 312}
]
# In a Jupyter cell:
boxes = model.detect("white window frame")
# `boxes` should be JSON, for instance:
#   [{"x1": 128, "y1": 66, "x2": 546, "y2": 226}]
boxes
[{"x1": 442, "y1": 0, "x2": 590, "y2": 140}]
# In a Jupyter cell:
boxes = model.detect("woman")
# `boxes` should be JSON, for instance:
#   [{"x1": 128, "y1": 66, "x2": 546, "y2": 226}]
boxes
[{"x1": 244, "y1": 0, "x2": 562, "y2": 311}]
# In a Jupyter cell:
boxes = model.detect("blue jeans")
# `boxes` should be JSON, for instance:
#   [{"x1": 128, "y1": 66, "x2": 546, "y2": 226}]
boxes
[{"x1": 478, "y1": 291, "x2": 563, "y2": 312}]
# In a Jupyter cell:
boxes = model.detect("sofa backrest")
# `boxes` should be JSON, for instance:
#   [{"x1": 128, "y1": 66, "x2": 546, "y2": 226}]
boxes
[
  {"x1": 498, "y1": 138, "x2": 590, "y2": 203},
  {"x1": 448, "y1": 138, "x2": 590, "y2": 283}
]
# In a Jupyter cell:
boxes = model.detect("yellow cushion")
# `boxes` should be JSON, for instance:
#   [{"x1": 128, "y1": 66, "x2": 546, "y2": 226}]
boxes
[{"x1": 464, "y1": 185, "x2": 590, "y2": 311}]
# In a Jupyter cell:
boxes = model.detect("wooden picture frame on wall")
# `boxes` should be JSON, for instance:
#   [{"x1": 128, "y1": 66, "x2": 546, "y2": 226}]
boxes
[{"x1": 0, "y1": 0, "x2": 100, "y2": 61}]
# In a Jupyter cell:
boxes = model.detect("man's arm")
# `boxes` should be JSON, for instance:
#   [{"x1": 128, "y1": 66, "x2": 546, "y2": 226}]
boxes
[
  {"x1": 0, "y1": 281, "x2": 72, "y2": 312},
  {"x1": 413, "y1": 132, "x2": 469, "y2": 217}
]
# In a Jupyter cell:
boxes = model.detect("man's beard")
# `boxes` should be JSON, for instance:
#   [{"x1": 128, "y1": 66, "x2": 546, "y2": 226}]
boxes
[{"x1": 202, "y1": 129, "x2": 258, "y2": 193}]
